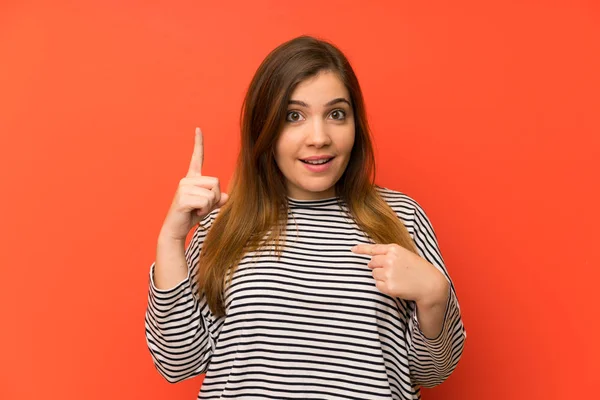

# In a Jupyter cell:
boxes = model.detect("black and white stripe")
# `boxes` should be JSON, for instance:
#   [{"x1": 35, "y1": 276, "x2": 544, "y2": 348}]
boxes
[{"x1": 145, "y1": 187, "x2": 466, "y2": 399}]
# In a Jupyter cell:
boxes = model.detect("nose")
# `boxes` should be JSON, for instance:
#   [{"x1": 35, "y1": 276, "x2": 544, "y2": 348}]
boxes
[{"x1": 305, "y1": 119, "x2": 332, "y2": 147}]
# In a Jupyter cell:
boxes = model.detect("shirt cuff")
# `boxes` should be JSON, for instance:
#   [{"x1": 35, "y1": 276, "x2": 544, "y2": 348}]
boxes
[
  {"x1": 149, "y1": 262, "x2": 192, "y2": 300},
  {"x1": 413, "y1": 286, "x2": 455, "y2": 345}
]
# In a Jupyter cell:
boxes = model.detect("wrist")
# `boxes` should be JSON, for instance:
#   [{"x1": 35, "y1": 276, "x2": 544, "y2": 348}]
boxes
[
  {"x1": 158, "y1": 231, "x2": 187, "y2": 246},
  {"x1": 416, "y1": 270, "x2": 450, "y2": 309}
]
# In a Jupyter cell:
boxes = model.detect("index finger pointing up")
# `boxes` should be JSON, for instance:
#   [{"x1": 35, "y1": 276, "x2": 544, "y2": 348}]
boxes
[{"x1": 187, "y1": 127, "x2": 204, "y2": 177}]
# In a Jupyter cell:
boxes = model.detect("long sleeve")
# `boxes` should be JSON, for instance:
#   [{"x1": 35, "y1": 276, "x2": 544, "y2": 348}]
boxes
[
  {"x1": 406, "y1": 201, "x2": 466, "y2": 388},
  {"x1": 144, "y1": 213, "x2": 219, "y2": 383}
]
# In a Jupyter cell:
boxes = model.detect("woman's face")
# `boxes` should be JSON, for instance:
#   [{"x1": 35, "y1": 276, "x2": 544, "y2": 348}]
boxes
[{"x1": 274, "y1": 71, "x2": 355, "y2": 200}]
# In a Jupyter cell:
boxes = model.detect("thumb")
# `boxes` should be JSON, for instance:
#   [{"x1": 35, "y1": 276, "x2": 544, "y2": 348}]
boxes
[{"x1": 217, "y1": 192, "x2": 229, "y2": 207}]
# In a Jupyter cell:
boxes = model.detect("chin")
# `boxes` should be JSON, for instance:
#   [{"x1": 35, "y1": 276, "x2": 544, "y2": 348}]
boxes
[{"x1": 297, "y1": 181, "x2": 337, "y2": 195}]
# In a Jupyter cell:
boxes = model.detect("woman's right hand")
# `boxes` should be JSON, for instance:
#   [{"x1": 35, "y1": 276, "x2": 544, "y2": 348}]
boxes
[{"x1": 159, "y1": 127, "x2": 229, "y2": 242}]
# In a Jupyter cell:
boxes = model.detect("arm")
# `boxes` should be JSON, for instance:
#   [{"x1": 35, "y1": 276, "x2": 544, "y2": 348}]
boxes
[
  {"x1": 144, "y1": 217, "x2": 217, "y2": 383},
  {"x1": 406, "y1": 202, "x2": 466, "y2": 388}
]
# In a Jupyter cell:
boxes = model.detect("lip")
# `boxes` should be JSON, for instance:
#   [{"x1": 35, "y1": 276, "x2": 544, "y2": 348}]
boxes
[
  {"x1": 300, "y1": 155, "x2": 334, "y2": 161},
  {"x1": 300, "y1": 157, "x2": 334, "y2": 173}
]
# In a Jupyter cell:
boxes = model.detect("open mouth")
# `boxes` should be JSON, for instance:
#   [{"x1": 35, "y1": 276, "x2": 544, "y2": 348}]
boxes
[{"x1": 300, "y1": 158, "x2": 334, "y2": 165}]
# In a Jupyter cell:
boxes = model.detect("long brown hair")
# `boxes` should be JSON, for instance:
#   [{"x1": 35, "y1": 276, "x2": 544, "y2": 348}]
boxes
[{"x1": 197, "y1": 35, "x2": 418, "y2": 317}]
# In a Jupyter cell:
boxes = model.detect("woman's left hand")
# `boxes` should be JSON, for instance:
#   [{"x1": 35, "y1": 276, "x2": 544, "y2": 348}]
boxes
[{"x1": 351, "y1": 243, "x2": 449, "y2": 307}]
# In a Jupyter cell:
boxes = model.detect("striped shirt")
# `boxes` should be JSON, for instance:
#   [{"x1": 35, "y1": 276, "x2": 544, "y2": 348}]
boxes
[{"x1": 145, "y1": 187, "x2": 466, "y2": 399}]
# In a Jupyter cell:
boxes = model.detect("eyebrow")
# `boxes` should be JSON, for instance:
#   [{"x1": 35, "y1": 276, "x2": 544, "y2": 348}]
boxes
[{"x1": 288, "y1": 98, "x2": 351, "y2": 107}]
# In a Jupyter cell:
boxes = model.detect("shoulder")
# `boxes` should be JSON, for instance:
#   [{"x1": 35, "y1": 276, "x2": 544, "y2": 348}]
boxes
[
  {"x1": 376, "y1": 185, "x2": 420, "y2": 209},
  {"x1": 374, "y1": 186, "x2": 432, "y2": 238},
  {"x1": 375, "y1": 185, "x2": 423, "y2": 217}
]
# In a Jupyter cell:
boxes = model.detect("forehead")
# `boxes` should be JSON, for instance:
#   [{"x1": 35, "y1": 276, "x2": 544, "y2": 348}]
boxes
[{"x1": 290, "y1": 71, "x2": 349, "y2": 103}]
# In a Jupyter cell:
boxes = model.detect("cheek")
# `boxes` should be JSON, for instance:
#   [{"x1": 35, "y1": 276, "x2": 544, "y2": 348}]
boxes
[
  {"x1": 341, "y1": 126, "x2": 356, "y2": 154},
  {"x1": 274, "y1": 134, "x2": 296, "y2": 165}
]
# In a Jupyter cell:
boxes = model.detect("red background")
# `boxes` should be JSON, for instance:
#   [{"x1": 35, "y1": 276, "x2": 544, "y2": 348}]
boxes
[{"x1": 1, "y1": 1, "x2": 598, "y2": 399}]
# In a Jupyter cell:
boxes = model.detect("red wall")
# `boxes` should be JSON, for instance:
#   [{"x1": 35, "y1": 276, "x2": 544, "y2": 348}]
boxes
[{"x1": 1, "y1": 1, "x2": 598, "y2": 399}]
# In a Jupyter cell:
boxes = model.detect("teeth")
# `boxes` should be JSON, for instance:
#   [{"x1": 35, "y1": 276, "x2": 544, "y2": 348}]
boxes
[{"x1": 304, "y1": 158, "x2": 331, "y2": 165}]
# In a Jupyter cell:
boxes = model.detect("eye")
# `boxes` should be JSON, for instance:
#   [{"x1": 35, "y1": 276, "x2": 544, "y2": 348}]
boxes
[
  {"x1": 286, "y1": 111, "x2": 305, "y2": 122},
  {"x1": 329, "y1": 109, "x2": 346, "y2": 120}
]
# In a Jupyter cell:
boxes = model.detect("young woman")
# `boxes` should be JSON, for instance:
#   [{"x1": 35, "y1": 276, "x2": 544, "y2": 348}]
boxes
[{"x1": 145, "y1": 35, "x2": 466, "y2": 400}]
